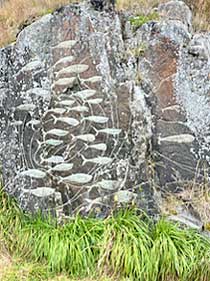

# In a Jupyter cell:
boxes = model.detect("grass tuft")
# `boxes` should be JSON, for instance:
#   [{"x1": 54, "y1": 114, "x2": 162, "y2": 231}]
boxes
[
  {"x1": 0, "y1": 185, "x2": 210, "y2": 280},
  {"x1": 16, "y1": 214, "x2": 104, "y2": 277},
  {"x1": 149, "y1": 219, "x2": 192, "y2": 280},
  {"x1": 98, "y1": 209, "x2": 152, "y2": 280},
  {"x1": 0, "y1": 187, "x2": 24, "y2": 253}
]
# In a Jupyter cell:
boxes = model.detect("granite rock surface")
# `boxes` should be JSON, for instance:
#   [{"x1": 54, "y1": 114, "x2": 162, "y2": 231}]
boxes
[{"x1": 0, "y1": 1, "x2": 209, "y2": 220}]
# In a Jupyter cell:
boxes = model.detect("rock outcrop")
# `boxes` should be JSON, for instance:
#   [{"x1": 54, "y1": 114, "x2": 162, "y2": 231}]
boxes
[{"x1": 0, "y1": 0, "x2": 210, "y2": 220}]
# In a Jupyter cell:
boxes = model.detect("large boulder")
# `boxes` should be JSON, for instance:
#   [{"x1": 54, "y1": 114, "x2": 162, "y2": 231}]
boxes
[
  {"x1": 0, "y1": 3, "x2": 153, "y2": 217},
  {"x1": 0, "y1": 0, "x2": 209, "y2": 220},
  {"x1": 134, "y1": 0, "x2": 210, "y2": 225}
]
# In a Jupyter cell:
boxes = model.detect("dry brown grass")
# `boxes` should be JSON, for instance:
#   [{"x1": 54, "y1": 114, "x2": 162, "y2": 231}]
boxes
[
  {"x1": 117, "y1": 0, "x2": 166, "y2": 13},
  {"x1": 1, "y1": 0, "x2": 210, "y2": 48},
  {"x1": 0, "y1": 236, "x2": 13, "y2": 280},
  {"x1": 0, "y1": 0, "x2": 166, "y2": 48},
  {"x1": 0, "y1": 0, "x2": 74, "y2": 47},
  {"x1": 0, "y1": 257, "x2": 114, "y2": 281},
  {"x1": 117, "y1": 0, "x2": 210, "y2": 31},
  {"x1": 185, "y1": 0, "x2": 210, "y2": 31},
  {"x1": 160, "y1": 177, "x2": 210, "y2": 227}
]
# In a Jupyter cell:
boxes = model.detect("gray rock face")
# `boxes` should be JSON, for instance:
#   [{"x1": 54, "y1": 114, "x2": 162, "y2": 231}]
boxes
[
  {"x1": 158, "y1": 0, "x2": 192, "y2": 29},
  {"x1": 0, "y1": 3, "x2": 153, "y2": 217},
  {"x1": 134, "y1": 1, "x2": 210, "y2": 224},
  {"x1": 0, "y1": 0, "x2": 210, "y2": 219}
]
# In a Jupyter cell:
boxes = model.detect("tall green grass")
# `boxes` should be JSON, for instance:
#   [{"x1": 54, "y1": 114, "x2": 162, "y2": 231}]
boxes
[
  {"x1": 20, "y1": 214, "x2": 104, "y2": 276},
  {"x1": 0, "y1": 188, "x2": 23, "y2": 252},
  {"x1": 0, "y1": 186, "x2": 210, "y2": 281},
  {"x1": 98, "y1": 209, "x2": 152, "y2": 280},
  {"x1": 149, "y1": 220, "x2": 193, "y2": 280}
]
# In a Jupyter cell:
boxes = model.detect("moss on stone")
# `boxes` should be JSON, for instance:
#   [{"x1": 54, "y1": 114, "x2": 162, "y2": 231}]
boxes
[{"x1": 129, "y1": 12, "x2": 159, "y2": 29}]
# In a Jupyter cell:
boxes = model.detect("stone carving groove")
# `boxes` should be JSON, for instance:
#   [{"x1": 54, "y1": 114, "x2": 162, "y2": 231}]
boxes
[
  {"x1": 31, "y1": 36, "x2": 130, "y2": 215},
  {"x1": 0, "y1": 5, "x2": 153, "y2": 217},
  {"x1": 2, "y1": 1, "x2": 209, "y2": 220}
]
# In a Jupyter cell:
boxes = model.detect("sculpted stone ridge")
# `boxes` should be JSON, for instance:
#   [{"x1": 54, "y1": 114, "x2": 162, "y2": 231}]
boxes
[{"x1": 0, "y1": 1, "x2": 209, "y2": 221}]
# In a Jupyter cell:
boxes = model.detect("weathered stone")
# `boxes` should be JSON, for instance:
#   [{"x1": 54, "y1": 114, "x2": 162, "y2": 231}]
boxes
[
  {"x1": 0, "y1": 3, "x2": 153, "y2": 217},
  {"x1": 131, "y1": 1, "x2": 204, "y2": 194},
  {"x1": 158, "y1": 0, "x2": 192, "y2": 30},
  {"x1": 1, "y1": 0, "x2": 210, "y2": 220}
]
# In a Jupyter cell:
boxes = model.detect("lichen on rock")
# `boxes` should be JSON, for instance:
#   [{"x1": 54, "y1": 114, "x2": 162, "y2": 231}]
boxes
[{"x1": 0, "y1": 0, "x2": 210, "y2": 221}]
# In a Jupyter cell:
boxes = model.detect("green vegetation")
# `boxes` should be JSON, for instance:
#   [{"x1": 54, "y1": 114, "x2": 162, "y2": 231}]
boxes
[
  {"x1": 129, "y1": 12, "x2": 159, "y2": 29},
  {"x1": 0, "y1": 187, "x2": 210, "y2": 280},
  {"x1": 98, "y1": 209, "x2": 152, "y2": 280},
  {"x1": 22, "y1": 215, "x2": 104, "y2": 276},
  {"x1": 1, "y1": 262, "x2": 54, "y2": 281}
]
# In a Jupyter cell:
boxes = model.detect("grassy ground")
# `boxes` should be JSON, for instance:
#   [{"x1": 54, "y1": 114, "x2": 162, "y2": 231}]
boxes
[
  {"x1": 0, "y1": 187, "x2": 210, "y2": 280},
  {"x1": 0, "y1": 0, "x2": 210, "y2": 47}
]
